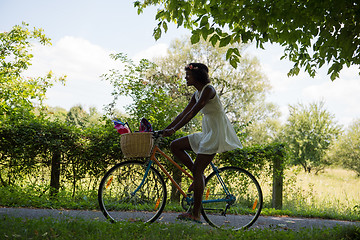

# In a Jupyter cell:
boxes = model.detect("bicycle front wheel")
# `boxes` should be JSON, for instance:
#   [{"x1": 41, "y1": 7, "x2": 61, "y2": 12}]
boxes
[
  {"x1": 201, "y1": 166, "x2": 263, "y2": 230},
  {"x1": 98, "y1": 160, "x2": 167, "y2": 223}
]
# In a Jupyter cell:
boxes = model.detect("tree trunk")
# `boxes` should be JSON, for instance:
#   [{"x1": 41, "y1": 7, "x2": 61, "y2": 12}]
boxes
[
  {"x1": 50, "y1": 150, "x2": 61, "y2": 197},
  {"x1": 0, "y1": 170, "x2": 7, "y2": 187},
  {"x1": 170, "y1": 167, "x2": 182, "y2": 202},
  {"x1": 71, "y1": 160, "x2": 77, "y2": 198}
]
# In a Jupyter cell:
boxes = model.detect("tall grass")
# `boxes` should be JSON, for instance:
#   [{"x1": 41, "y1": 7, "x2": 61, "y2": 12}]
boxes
[{"x1": 281, "y1": 167, "x2": 360, "y2": 220}]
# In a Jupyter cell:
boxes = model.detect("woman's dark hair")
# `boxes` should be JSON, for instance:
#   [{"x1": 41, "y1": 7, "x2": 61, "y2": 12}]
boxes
[{"x1": 185, "y1": 63, "x2": 210, "y2": 84}]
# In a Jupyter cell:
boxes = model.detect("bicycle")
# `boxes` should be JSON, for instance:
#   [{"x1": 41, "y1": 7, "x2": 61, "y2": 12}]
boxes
[{"x1": 98, "y1": 131, "x2": 263, "y2": 230}]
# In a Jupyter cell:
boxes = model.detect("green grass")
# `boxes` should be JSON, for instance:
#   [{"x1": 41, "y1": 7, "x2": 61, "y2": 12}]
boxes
[
  {"x1": 0, "y1": 185, "x2": 99, "y2": 210},
  {"x1": 280, "y1": 167, "x2": 360, "y2": 221},
  {"x1": 1, "y1": 167, "x2": 359, "y2": 221},
  {"x1": 1, "y1": 216, "x2": 359, "y2": 240}
]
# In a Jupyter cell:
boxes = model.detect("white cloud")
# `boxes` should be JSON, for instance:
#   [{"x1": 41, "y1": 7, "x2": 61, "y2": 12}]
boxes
[
  {"x1": 303, "y1": 78, "x2": 360, "y2": 104},
  {"x1": 246, "y1": 42, "x2": 360, "y2": 127},
  {"x1": 132, "y1": 43, "x2": 169, "y2": 62},
  {"x1": 24, "y1": 38, "x2": 170, "y2": 114},
  {"x1": 27, "y1": 36, "x2": 118, "y2": 81},
  {"x1": 23, "y1": 37, "x2": 360, "y2": 127},
  {"x1": 25, "y1": 36, "x2": 129, "y2": 112},
  {"x1": 302, "y1": 66, "x2": 360, "y2": 126}
]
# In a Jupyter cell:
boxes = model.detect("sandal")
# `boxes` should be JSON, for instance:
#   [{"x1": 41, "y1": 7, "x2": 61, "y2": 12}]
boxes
[{"x1": 177, "y1": 213, "x2": 202, "y2": 224}]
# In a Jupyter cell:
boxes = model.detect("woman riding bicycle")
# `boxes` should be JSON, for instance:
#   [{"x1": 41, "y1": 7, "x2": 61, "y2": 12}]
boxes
[{"x1": 163, "y1": 63, "x2": 242, "y2": 223}]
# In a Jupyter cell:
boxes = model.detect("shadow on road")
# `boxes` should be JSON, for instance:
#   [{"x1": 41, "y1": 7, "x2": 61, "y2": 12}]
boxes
[{"x1": 1, "y1": 207, "x2": 359, "y2": 231}]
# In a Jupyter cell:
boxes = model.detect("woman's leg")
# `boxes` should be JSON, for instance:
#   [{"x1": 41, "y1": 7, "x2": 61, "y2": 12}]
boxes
[
  {"x1": 170, "y1": 136, "x2": 194, "y2": 171},
  {"x1": 171, "y1": 138, "x2": 215, "y2": 220},
  {"x1": 192, "y1": 153, "x2": 215, "y2": 220}
]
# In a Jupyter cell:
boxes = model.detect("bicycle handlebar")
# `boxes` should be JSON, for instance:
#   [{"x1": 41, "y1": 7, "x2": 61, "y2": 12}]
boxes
[{"x1": 152, "y1": 130, "x2": 163, "y2": 139}]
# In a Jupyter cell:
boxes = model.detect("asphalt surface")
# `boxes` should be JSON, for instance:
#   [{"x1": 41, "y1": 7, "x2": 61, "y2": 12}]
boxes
[{"x1": 1, "y1": 207, "x2": 359, "y2": 231}]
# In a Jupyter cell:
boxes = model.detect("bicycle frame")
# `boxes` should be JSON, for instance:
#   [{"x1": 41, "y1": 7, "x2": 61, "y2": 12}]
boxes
[
  {"x1": 98, "y1": 130, "x2": 263, "y2": 230},
  {"x1": 133, "y1": 143, "x2": 235, "y2": 205},
  {"x1": 150, "y1": 145, "x2": 192, "y2": 198}
]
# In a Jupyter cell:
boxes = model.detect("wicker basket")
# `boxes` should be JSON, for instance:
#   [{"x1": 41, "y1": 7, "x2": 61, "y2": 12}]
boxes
[{"x1": 120, "y1": 132, "x2": 154, "y2": 158}]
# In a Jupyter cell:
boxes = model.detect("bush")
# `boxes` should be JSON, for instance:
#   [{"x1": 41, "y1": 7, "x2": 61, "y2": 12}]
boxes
[
  {"x1": 0, "y1": 115, "x2": 122, "y2": 196},
  {"x1": 219, "y1": 142, "x2": 287, "y2": 177}
]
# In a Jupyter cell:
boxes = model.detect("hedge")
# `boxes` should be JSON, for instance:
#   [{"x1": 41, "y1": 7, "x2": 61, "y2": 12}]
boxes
[{"x1": 0, "y1": 116, "x2": 287, "y2": 208}]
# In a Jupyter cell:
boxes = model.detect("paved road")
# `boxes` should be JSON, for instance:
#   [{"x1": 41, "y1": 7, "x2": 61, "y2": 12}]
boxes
[{"x1": 1, "y1": 207, "x2": 359, "y2": 231}]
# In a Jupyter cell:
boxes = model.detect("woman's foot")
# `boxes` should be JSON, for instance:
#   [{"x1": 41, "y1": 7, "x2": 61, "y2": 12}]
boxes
[{"x1": 177, "y1": 212, "x2": 201, "y2": 223}]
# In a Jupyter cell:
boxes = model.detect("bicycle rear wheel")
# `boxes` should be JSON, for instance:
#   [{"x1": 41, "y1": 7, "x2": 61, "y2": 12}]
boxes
[
  {"x1": 98, "y1": 160, "x2": 167, "y2": 223},
  {"x1": 201, "y1": 166, "x2": 263, "y2": 230}
]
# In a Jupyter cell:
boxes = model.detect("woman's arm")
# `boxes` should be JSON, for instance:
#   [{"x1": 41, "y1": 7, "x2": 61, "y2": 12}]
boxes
[
  {"x1": 165, "y1": 94, "x2": 196, "y2": 130},
  {"x1": 164, "y1": 85, "x2": 216, "y2": 136}
]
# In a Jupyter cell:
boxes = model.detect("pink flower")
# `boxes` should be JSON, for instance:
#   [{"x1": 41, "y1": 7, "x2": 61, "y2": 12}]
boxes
[{"x1": 187, "y1": 64, "x2": 198, "y2": 70}]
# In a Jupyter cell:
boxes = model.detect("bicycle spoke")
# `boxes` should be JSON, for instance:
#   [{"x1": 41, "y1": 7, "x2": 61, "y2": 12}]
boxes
[
  {"x1": 98, "y1": 160, "x2": 167, "y2": 223},
  {"x1": 201, "y1": 167, "x2": 263, "y2": 230}
]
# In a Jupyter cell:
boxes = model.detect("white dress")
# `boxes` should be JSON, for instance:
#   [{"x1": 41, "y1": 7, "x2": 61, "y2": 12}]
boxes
[{"x1": 188, "y1": 84, "x2": 242, "y2": 154}]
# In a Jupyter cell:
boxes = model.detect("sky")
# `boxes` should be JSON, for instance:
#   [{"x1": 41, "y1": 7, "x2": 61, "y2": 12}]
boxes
[{"x1": 1, "y1": 0, "x2": 359, "y2": 128}]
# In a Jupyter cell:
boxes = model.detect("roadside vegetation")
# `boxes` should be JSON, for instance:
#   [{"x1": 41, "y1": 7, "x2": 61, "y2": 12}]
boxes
[
  {"x1": 1, "y1": 216, "x2": 359, "y2": 240},
  {"x1": 1, "y1": 23, "x2": 360, "y2": 240},
  {"x1": 1, "y1": 166, "x2": 359, "y2": 222}
]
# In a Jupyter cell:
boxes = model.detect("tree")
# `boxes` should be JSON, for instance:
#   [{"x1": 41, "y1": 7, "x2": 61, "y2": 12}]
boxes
[
  {"x1": 246, "y1": 115, "x2": 282, "y2": 146},
  {"x1": 102, "y1": 53, "x2": 188, "y2": 130},
  {"x1": 66, "y1": 105, "x2": 90, "y2": 128},
  {"x1": 65, "y1": 105, "x2": 103, "y2": 129},
  {"x1": 283, "y1": 101, "x2": 341, "y2": 173},
  {"x1": 0, "y1": 22, "x2": 65, "y2": 117},
  {"x1": 328, "y1": 119, "x2": 360, "y2": 176},
  {"x1": 104, "y1": 37, "x2": 279, "y2": 143},
  {"x1": 135, "y1": 0, "x2": 360, "y2": 80},
  {"x1": 154, "y1": 37, "x2": 280, "y2": 143},
  {"x1": 103, "y1": 39, "x2": 278, "y2": 202},
  {"x1": 45, "y1": 106, "x2": 68, "y2": 122}
]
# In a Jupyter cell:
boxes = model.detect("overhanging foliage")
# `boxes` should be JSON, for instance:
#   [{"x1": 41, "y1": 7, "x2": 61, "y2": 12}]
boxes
[{"x1": 135, "y1": 0, "x2": 360, "y2": 80}]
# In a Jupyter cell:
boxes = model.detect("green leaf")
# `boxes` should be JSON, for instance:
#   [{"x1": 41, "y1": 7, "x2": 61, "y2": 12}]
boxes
[
  {"x1": 200, "y1": 15, "x2": 208, "y2": 27},
  {"x1": 232, "y1": 47, "x2": 241, "y2": 57},
  {"x1": 229, "y1": 55, "x2": 239, "y2": 68},
  {"x1": 226, "y1": 48, "x2": 233, "y2": 60},
  {"x1": 162, "y1": 21, "x2": 168, "y2": 33},
  {"x1": 177, "y1": 15, "x2": 184, "y2": 27},
  {"x1": 153, "y1": 26, "x2": 162, "y2": 41},
  {"x1": 200, "y1": 27, "x2": 209, "y2": 40},
  {"x1": 155, "y1": 10, "x2": 165, "y2": 20},
  {"x1": 219, "y1": 35, "x2": 231, "y2": 48},
  {"x1": 209, "y1": 34, "x2": 219, "y2": 46},
  {"x1": 190, "y1": 30, "x2": 200, "y2": 44}
]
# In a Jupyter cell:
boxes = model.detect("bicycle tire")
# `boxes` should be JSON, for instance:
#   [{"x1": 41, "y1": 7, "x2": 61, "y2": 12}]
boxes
[
  {"x1": 201, "y1": 166, "x2": 263, "y2": 230},
  {"x1": 98, "y1": 160, "x2": 167, "y2": 223}
]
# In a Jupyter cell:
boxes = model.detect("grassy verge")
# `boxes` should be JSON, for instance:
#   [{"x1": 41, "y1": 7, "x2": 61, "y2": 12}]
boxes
[
  {"x1": 1, "y1": 167, "x2": 359, "y2": 222},
  {"x1": 1, "y1": 216, "x2": 359, "y2": 240},
  {"x1": 1, "y1": 184, "x2": 360, "y2": 222}
]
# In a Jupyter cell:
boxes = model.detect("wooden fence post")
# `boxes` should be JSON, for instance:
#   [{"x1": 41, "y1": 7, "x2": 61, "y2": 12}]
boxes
[
  {"x1": 272, "y1": 156, "x2": 283, "y2": 209},
  {"x1": 50, "y1": 150, "x2": 61, "y2": 197}
]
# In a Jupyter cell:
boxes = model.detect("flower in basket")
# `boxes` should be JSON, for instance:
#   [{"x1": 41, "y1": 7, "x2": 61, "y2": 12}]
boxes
[{"x1": 112, "y1": 119, "x2": 131, "y2": 134}]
